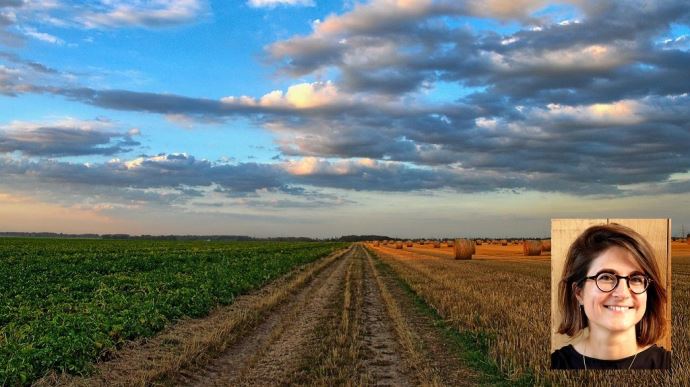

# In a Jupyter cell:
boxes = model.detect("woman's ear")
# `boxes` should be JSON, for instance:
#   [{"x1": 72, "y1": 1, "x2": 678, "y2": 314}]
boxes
[{"x1": 572, "y1": 282, "x2": 583, "y2": 305}]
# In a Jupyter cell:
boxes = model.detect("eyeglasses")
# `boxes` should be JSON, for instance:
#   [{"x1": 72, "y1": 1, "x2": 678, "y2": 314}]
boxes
[{"x1": 583, "y1": 272, "x2": 652, "y2": 294}]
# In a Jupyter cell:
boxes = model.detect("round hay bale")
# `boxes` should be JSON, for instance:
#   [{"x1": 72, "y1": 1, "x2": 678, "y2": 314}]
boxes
[
  {"x1": 433, "y1": 241, "x2": 441, "y2": 248},
  {"x1": 406, "y1": 241, "x2": 413, "y2": 247},
  {"x1": 500, "y1": 239, "x2": 508, "y2": 246},
  {"x1": 541, "y1": 239, "x2": 551, "y2": 252},
  {"x1": 523, "y1": 240, "x2": 542, "y2": 256},
  {"x1": 475, "y1": 239, "x2": 482, "y2": 245},
  {"x1": 687, "y1": 235, "x2": 690, "y2": 245},
  {"x1": 446, "y1": 240, "x2": 454, "y2": 247},
  {"x1": 454, "y1": 239, "x2": 474, "y2": 260},
  {"x1": 373, "y1": 241, "x2": 380, "y2": 247},
  {"x1": 395, "y1": 241, "x2": 403, "y2": 249}
]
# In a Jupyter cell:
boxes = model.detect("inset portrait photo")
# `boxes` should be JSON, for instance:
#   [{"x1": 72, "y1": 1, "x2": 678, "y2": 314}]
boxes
[{"x1": 550, "y1": 219, "x2": 672, "y2": 370}]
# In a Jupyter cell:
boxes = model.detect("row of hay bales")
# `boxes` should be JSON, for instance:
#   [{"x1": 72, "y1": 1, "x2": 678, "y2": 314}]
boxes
[
  {"x1": 370, "y1": 238, "x2": 552, "y2": 257},
  {"x1": 471, "y1": 239, "x2": 550, "y2": 246},
  {"x1": 671, "y1": 236, "x2": 690, "y2": 244},
  {"x1": 372, "y1": 239, "x2": 455, "y2": 248},
  {"x1": 453, "y1": 239, "x2": 551, "y2": 259}
]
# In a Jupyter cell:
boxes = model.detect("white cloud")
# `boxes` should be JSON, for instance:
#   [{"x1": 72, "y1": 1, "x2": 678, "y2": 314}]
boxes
[
  {"x1": 247, "y1": 0, "x2": 315, "y2": 8},
  {"x1": 78, "y1": 0, "x2": 205, "y2": 28},
  {"x1": 21, "y1": 27, "x2": 64, "y2": 45},
  {"x1": 312, "y1": 0, "x2": 433, "y2": 37},
  {"x1": 222, "y1": 81, "x2": 346, "y2": 109},
  {"x1": 534, "y1": 100, "x2": 644, "y2": 125},
  {"x1": 283, "y1": 156, "x2": 386, "y2": 176},
  {"x1": 467, "y1": 0, "x2": 587, "y2": 21},
  {"x1": 3, "y1": 117, "x2": 113, "y2": 132},
  {"x1": 488, "y1": 43, "x2": 632, "y2": 72}
]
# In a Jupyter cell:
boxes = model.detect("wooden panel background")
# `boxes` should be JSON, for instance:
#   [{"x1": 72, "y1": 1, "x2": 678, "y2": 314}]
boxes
[{"x1": 550, "y1": 219, "x2": 671, "y2": 352}]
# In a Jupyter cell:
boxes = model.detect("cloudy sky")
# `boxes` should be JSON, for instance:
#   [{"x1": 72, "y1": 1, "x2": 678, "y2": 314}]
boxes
[{"x1": 0, "y1": 0, "x2": 689, "y2": 238}]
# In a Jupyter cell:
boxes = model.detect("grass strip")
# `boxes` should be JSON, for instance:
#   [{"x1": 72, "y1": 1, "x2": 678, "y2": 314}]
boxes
[{"x1": 370, "y1": 252, "x2": 538, "y2": 387}]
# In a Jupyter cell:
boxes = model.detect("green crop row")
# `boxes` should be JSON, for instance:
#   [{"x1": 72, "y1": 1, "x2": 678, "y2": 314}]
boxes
[{"x1": 0, "y1": 238, "x2": 348, "y2": 385}]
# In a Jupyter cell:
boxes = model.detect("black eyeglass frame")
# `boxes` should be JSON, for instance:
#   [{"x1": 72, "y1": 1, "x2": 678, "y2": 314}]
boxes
[{"x1": 582, "y1": 273, "x2": 653, "y2": 294}]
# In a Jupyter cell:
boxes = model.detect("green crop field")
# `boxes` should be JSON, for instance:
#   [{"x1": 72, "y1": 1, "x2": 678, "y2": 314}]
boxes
[{"x1": 0, "y1": 238, "x2": 347, "y2": 385}]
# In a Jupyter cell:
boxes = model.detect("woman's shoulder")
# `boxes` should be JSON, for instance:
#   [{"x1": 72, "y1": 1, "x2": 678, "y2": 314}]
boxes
[
  {"x1": 551, "y1": 345, "x2": 581, "y2": 369},
  {"x1": 552, "y1": 344, "x2": 576, "y2": 356},
  {"x1": 636, "y1": 344, "x2": 671, "y2": 369}
]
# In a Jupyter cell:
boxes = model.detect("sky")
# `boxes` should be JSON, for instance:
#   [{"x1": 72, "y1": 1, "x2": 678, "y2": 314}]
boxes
[{"x1": 0, "y1": 0, "x2": 689, "y2": 238}]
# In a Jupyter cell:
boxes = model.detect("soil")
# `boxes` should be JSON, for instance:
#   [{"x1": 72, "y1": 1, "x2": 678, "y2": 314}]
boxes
[{"x1": 53, "y1": 244, "x2": 479, "y2": 386}]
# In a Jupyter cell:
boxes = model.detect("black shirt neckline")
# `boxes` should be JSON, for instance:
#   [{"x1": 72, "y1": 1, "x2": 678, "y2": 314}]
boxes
[{"x1": 574, "y1": 343, "x2": 658, "y2": 363}]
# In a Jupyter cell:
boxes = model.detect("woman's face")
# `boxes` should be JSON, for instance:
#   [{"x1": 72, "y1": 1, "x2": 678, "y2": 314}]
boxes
[{"x1": 576, "y1": 245, "x2": 648, "y2": 336}]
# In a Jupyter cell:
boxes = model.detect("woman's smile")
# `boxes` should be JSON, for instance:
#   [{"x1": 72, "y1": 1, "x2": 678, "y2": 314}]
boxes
[{"x1": 604, "y1": 305, "x2": 634, "y2": 312}]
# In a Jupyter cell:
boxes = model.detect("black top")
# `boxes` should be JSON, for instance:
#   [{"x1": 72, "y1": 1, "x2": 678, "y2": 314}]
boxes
[{"x1": 551, "y1": 344, "x2": 671, "y2": 370}]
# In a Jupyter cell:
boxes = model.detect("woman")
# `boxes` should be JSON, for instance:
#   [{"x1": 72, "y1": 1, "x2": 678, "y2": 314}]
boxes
[{"x1": 551, "y1": 223, "x2": 671, "y2": 369}]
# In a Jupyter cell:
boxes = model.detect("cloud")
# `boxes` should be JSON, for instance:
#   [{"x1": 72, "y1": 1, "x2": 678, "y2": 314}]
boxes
[
  {"x1": 0, "y1": 118, "x2": 140, "y2": 157},
  {"x1": 2, "y1": 0, "x2": 690, "y2": 202},
  {"x1": 247, "y1": 0, "x2": 315, "y2": 8},
  {"x1": 221, "y1": 81, "x2": 346, "y2": 109},
  {"x1": 0, "y1": 52, "x2": 73, "y2": 96},
  {"x1": 20, "y1": 26, "x2": 64, "y2": 45},
  {"x1": 27, "y1": 79, "x2": 690, "y2": 193},
  {"x1": 0, "y1": 0, "x2": 206, "y2": 36},
  {"x1": 77, "y1": 0, "x2": 207, "y2": 29},
  {"x1": 266, "y1": 0, "x2": 690, "y2": 100},
  {"x1": 532, "y1": 100, "x2": 644, "y2": 126}
]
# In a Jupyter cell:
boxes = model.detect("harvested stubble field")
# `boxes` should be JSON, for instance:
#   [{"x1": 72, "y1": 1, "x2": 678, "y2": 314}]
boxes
[{"x1": 369, "y1": 241, "x2": 689, "y2": 386}]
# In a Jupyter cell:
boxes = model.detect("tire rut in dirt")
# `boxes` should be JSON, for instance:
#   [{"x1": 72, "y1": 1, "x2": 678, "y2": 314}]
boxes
[
  {"x1": 357, "y1": 245, "x2": 415, "y2": 386},
  {"x1": 176, "y1": 245, "x2": 352, "y2": 386}
]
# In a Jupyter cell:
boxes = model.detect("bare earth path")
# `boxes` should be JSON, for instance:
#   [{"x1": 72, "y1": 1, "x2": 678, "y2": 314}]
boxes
[{"x1": 55, "y1": 244, "x2": 479, "y2": 386}]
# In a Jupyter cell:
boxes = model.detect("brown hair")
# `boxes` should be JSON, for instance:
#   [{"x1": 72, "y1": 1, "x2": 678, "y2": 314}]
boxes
[{"x1": 557, "y1": 223, "x2": 668, "y2": 345}]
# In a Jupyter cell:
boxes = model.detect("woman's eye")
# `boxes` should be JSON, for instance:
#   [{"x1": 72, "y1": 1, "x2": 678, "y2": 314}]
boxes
[{"x1": 598, "y1": 274, "x2": 616, "y2": 282}]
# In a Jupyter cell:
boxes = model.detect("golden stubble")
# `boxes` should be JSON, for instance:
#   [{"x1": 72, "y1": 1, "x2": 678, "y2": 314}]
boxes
[{"x1": 369, "y1": 243, "x2": 686, "y2": 386}]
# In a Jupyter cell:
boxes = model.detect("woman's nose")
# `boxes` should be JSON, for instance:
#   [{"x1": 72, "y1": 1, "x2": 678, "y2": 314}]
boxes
[{"x1": 611, "y1": 279, "x2": 632, "y2": 298}]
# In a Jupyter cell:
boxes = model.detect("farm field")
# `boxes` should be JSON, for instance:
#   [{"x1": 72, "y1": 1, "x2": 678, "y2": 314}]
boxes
[
  {"x1": 0, "y1": 238, "x2": 347, "y2": 385},
  {"x1": 368, "y1": 241, "x2": 689, "y2": 386},
  {"x1": 2, "y1": 237, "x2": 687, "y2": 386},
  {"x1": 41, "y1": 243, "x2": 483, "y2": 386}
]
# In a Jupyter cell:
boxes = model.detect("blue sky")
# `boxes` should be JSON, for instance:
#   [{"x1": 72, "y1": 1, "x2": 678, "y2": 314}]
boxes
[{"x1": 0, "y1": 0, "x2": 689, "y2": 238}]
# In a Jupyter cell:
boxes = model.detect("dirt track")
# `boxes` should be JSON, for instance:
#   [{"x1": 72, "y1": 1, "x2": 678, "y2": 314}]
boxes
[{"x1": 57, "y1": 244, "x2": 478, "y2": 386}]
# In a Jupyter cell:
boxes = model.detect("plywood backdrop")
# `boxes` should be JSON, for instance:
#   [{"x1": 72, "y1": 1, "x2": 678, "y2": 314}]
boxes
[{"x1": 550, "y1": 219, "x2": 672, "y2": 352}]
